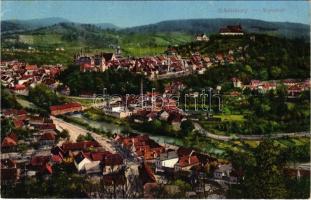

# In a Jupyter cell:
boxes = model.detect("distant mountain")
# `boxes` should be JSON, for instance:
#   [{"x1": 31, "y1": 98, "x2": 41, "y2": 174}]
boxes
[
  {"x1": 1, "y1": 17, "x2": 70, "y2": 33},
  {"x1": 95, "y1": 23, "x2": 119, "y2": 30},
  {"x1": 1, "y1": 18, "x2": 120, "y2": 33},
  {"x1": 123, "y1": 18, "x2": 310, "y2": 40}
]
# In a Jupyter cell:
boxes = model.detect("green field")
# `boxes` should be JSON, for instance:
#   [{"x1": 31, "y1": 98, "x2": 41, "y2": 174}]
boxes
[
  {"x1": 2, "y1": 26, "x2": 193, "y2": 64},
  {"x1": 213, "y1": 114, "x2": 244, "y2": 121}
]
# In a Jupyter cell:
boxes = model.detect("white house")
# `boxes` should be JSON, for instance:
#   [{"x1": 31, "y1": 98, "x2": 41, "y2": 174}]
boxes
[
  {"x1": 74, "y1": 152, "x2": 92, "y2": 172},
  {"x1": 85, "y1": 161, "x2": 102, "y2": 174},
  {"x1": 155, "y1": 151, "x2": 179, "y2": 172},
  {"x1": 213, "y1": 163, "x2": 232, "y2": 179},
  {"x1": 160, "y1": 111, "x2": 170, "y2": 121}
]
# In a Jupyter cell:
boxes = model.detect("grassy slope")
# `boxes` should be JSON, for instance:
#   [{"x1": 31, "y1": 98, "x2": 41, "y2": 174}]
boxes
[{"x1": 2, "y1": 24, "x2": 193, "y2": 64}]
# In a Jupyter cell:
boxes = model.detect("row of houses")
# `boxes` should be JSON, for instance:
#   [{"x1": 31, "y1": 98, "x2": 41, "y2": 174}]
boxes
[
  {"x1": 112, "y1": 133, "x2": 248, "y2": 198},
  {"x1": 114, "y1": 134, "x2": 241, "y2": 183},
  {"x1": 77, "y1": 50, "x2": 244, "y2": 78},
  {"x1": 1, "y1": 109, "x2": 59, "y2": 185},
  {"x1": 0, "y1": 60, "x2": 62, "y2": 95},
  {"x1": 232, "y1": 78, "x2": 311, "y2": 95}
]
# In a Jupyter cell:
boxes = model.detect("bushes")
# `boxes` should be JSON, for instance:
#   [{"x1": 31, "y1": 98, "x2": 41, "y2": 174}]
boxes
[
  {"x1": 28, "y1": 84, "x2": 64, "y2": 110},
  {"x1": 58, "y1": 66, "x2": 152, "y2": 96}
]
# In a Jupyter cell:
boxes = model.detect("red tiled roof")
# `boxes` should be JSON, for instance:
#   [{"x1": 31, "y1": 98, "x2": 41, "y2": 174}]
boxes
[
  {"x1": 13, "y1": 84, "x2": 26, "y2": 90},
  {"x1": 30, "y1": 156, "x2": 50, "y2": 167},
  {"x1": 33, "y1": 123, "x2": 56, "y2": 130},
  {"x1": 13, "y1": 119, "x2": 24, "y2": 128},
  {"x1": 177, "y1": 155, "x2": 200, "y2": 168},
  {"x1": 21, "y1": 74, "x2": 34, "y2": 79},
  {"x1": 103, "y1": 153, "x2": 123, "y2": 166},
  {"x1": 288, "y1": 85, "x2": 303, "y2": 91},
  {"x1": 61, "y1": 141, "x2": 101, "y2": 151},
  {"x1": 40, "y1": 132, "x2": 56, "y2": 141},
  {"x1": 25, "y1": 65, "x2": 38, "y2": 71},
  {"x1": 83, "y1": 63, "x2": 93, "y2": 69},
  {"x1": 7, "y1": 133, "x2": 18, "y2": 142},
  {"x1": 41, "y1": 163, "x2": 53, "y2": 174},
  {"x1": 177, "y1": 147, "x2": 194, "y2": 157},
  {"x1": 90, "y1": 151, "x2": 112, "y2": 161},
  {"x1": 284, "y1": 168, "x2": 310, "y2": 177},
  {"x1": 1, "y1": 136, "x2": 17, "y2": 147},
  {"x1": 219, "y1": 25, "x2": 243, "y2": 33},
  {"x1": 50, "y1": 102, "x2": 82, "y2": 112},
  {"x1": 51, "y1": 154, "x2": 63, "y2": 163}
]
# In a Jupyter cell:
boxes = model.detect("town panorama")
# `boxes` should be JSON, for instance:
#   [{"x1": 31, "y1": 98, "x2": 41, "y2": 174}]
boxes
[{"x1": 1, "y1": 1, "x2": 310, "y2": 199}]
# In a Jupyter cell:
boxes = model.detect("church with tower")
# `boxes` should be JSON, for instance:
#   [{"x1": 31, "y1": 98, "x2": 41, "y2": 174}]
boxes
[{"x1": 75, "y1": 47, "x2": 121, "y2": 72}]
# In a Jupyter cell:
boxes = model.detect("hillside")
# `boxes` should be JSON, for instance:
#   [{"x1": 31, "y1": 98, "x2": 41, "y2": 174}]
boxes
[
  {"x1": 1, "y1": 23, "x2": 192, "y2": 64},
  {"x1": 124, "y1": 18, "x2": 310, "y2": 40},
  {"x1": 174, "y1": 34, "x2": 309, "y2": 89},
  {"x1": 1, "y1": 17, "x2": 70, "y2": 33},
  {"x1": 1, "y1": 18, "x2": 121, "y2": 33},
  {"x1": 1, "y1": 18, "x2": 309, "y2": 65}
]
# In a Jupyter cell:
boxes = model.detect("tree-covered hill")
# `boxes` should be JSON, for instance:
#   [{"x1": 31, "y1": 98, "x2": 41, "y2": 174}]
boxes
[
  {"x1": 175, "y1": 34, "x2": 309, "y2": 87},
  {"x1": 1, "y1": 22, "x2": 193, "y2": 63},
  {"x1": 1, "y1": 17, "x2": 70, "y2": 33},
  {"x1": 124, "y1": 18, "x2": 310, "y2": 40}
]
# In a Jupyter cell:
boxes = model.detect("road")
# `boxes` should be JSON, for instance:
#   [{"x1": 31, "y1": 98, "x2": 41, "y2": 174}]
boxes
[
  {"x1": 51, "y1": 116, "x2": 116, "y2": 153},
  {"x1": 193, "y1": 122, "x2": 310, "y2": 141}
]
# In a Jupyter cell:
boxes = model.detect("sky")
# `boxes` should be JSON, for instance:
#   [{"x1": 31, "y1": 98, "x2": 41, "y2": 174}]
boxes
[{"x1": 1, "y1": 1, "x2": 310, "y2": 27}]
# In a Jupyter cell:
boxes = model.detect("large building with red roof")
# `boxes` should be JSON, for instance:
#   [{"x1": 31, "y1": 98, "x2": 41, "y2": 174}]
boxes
[{"x1": 50, "y1": 102, "x2": 82, "y2": 116}]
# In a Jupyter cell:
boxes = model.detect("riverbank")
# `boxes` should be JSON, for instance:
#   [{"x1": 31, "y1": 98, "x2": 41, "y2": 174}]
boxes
[{"x1": 62, "y1": 109, "x2": 310, "y2": 160}]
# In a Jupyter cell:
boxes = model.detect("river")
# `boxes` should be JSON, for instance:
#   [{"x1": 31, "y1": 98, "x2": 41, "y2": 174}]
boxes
[{"x1": 69, "y1": 113, "x2": 225, "y2": 155}]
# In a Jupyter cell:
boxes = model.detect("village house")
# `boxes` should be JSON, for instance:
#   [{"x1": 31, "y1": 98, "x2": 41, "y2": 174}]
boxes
[
  {"x1": 50, "y1": 102, "x2": 82, "y2": 116},
  {"x1": 175, "y1": 154, "x2": 200, "y2": 172},
  {"x1": 61, "y1": 141, "x2": 101, "y2": 155},
  {"x1": 1, "y1": 159, "x2": 21, "y2": 185},
  {"x1": 114, "y1": 134, "x2": 165, "y2": 162},
  {"x1": 155, "y1": 150, "x2": 179, "y2": 173},
  {"x1": 195, "y1": 34, "x2": 209, "y2": 42},
  {"x1": 159, "y1": 110, "x2": 170, "y2": 121},
  {"x1": 103, "y1": 103, "x2": 132, "y2": 119},
  {"x1": 287, "y1": 85, "x2": 304, "y2": 96},
  {"x1": 219, "y1": 25, "x2": 244, "y2": 36},
  {"x1": 39, "y1": 132, "x2": 56, "y2": 147},
  {"x1": 11, "y1": 84, "x2": 28, "y2": 95},
  {"x1": 74, "y1": 152, "x2": 92, "y2": 172},
  {"x1": 102, "y1": 153, "x2": 124, "y2": 175},
  {"x1": 72, "y1": 150, "x2": 122, "y2": 174},
  {"x1": 28, "y1": 155, "x2": 52, "y2": 175},
  {"x1": 213, "y1": 163, "x2": 232, "y2": 179},
  {"x1": 231, "y1": 77, "x2": 242, "y2": 88},
  {"x1": 2, "y1": 109, "x2": 27, "y2": 120},
  {"x1": 213, "y1": 163, "x2": 242, "y2": 184},
  {"x1": 1, "y1": 133, "x2": 18, "y2": 152}
]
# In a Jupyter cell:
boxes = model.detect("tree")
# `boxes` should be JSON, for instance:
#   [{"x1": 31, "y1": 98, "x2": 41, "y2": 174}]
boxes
[
  {"x1": 1, "y1": 118, "x2": 13, "y2": 140},
  {"x1": 1, "y1": 86, "x2": 21, "y2": 109},
  {"x1": 229, "y1": 139, "x2": 288, "y2": 198},
  {"x1": 270, "y1": 66, "x2": 282, "y2": 79},
  {"x1": 57, "y1": 129, "x2": 70, "y2": 141},
  {"x1": 180, "y1": 120, "x2": 194, "y2": 135},
  {"x1": 28, "y1": 84, "x2": 63, "y2": 110}
]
